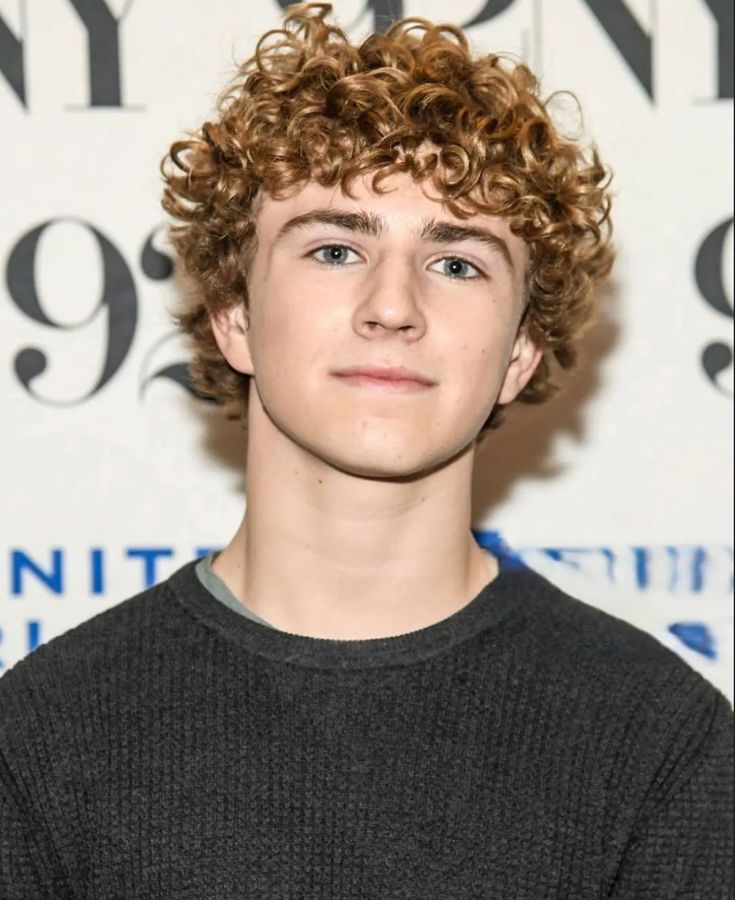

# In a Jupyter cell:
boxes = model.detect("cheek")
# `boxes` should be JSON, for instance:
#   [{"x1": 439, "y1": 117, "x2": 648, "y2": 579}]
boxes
[
  {"x1": 453, "y1": 354, "x2": 501, "y2": 424},
  {"x1": 248, "y1": 289, "x2": 338, "y2": 390},
  {"x1": 448, "y1": 325, "x2": 512, "y2": 400},
  {"x1": 431, "y1": 326, "x2": 514, "y2": 438}
]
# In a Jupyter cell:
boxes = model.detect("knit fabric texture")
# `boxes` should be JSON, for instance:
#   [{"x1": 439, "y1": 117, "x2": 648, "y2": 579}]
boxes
[{"x1": 0, "y1": 555, "x2": 732, "y2": 899}]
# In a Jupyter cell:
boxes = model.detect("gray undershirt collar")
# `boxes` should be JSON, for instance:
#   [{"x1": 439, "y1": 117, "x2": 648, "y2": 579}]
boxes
[{"x1": 195, "y1": 552, "x2": 276, "y2": 629}]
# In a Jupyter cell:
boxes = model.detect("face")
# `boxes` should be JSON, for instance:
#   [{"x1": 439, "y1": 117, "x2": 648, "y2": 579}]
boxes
[{"x1": 211, "y1": 170, "x2": 542, "y2": 478}]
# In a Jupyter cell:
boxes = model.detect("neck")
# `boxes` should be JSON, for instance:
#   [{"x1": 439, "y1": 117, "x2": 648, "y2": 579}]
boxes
[{"x1": 212, "y1": 400, "x2": 497, "y2": 640}]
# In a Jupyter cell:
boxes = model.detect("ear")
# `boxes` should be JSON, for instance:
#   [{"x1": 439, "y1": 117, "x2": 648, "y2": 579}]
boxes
[
  {"x1": 209, "y1": 303, "x2": 254, "y2": 376},
  {"x1": 496, "y1": 328, "x2": 543, "y2": 406}
]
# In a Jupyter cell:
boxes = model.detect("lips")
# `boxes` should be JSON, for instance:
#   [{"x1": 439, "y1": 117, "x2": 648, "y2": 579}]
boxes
[{"x1": 331, "y1": 365, "x2": 437, "y2": 386}]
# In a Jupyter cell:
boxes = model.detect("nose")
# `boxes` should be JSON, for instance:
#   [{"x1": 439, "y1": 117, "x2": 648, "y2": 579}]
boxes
[{"x1": 352, "y1": 257, "x2": 427, "y2": 342}]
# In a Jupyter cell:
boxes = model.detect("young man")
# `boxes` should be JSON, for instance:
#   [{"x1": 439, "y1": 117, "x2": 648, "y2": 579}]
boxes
[{"x1": 1, "y1": 4, "x2": 732, "y2": 897}]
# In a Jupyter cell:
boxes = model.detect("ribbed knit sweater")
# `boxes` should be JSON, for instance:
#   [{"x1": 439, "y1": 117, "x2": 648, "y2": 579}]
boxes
[{"x1": 0, "y1": 555, "x2": 732, "y2": 899}]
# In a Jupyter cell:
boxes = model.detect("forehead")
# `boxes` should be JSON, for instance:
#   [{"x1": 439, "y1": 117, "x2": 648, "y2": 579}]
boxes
[{"x1": 255, "y1": 170, "x2": 527, "y2": 266}]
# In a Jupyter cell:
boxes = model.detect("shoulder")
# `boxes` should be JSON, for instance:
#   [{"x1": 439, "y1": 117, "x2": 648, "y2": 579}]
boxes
[
  {"x1": 2, "y1": 576, "x2": 171, "y2": 681},
  {"x1": 508, "y1": 563, "x2": 733, "y2": 835},
  {"x1": 506, "y1": 561, "x2": 732, "y2": 718},
  {"x1": 0, "y1": 564, "x2": 196, "y2": 753},
  {"x1": 0, "y1": 566, "x2": 195, "y2": 868},
  {"x1": 509, "y1": 560, "x2": 712, "y2": 666}
]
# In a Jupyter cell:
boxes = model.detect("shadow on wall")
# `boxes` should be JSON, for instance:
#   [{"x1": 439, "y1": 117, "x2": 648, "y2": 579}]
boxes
[
  {"x1": 472, "y1": 277, "x2": 622, "y2": 523},
  {"x1": 166, "y1": 263, "x2": 249, "y2": 492},
  {"x1": 198, "y1": 400, "x2": 248, "y2": 494}
]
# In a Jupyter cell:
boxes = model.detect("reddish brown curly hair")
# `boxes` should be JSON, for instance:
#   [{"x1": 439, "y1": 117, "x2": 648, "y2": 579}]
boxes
[{"x1": 161, "y1": 1, "x2": 614, "y2": 432}]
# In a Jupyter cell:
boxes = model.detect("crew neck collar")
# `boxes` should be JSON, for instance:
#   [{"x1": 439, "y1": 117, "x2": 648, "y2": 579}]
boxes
[{"x1": 167, "y1": 554, "x2": 536, "y2": 670}]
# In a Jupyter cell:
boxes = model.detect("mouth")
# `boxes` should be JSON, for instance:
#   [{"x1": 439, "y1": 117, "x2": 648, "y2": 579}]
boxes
[
  {"x1": 331, "y1": 366, "x2": 436, "y2": 387},
  {"x1": 330, "y1": 365, "x2": 437, "y2": 393}
]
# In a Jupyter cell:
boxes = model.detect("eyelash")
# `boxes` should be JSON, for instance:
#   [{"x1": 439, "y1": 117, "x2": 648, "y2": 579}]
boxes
[{"x1": 309, "y1": 244, "x2": 486, "y2": 281}]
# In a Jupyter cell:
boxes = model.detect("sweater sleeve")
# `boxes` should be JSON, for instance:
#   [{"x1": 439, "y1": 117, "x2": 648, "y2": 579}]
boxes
[
  {"x1": 607, "y1": 689, "x2": 734, "y2": 899},
  {"x1": 0, "y1": 791, "x2": 55, "y2": 898},
  {"x1": 0, "y1": 753, "x2": 70, "y2": 899}
]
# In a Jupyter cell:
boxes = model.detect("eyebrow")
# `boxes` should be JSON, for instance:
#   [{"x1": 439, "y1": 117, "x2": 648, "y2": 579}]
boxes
[
  {"x1": 420, "y1": 220, "x2": 515, "y2": 277},
  {"x1": 276, "y1": 209, "x2": 383, "y2": 240},
  {"x1": 274, "y1": 208, "x2": 515, "y2": 276}
]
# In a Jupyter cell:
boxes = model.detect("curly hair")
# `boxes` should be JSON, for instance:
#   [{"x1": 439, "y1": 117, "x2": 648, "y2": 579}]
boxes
[{"x1": 161, "y1": 1, "x2": 614, "y2": 432}]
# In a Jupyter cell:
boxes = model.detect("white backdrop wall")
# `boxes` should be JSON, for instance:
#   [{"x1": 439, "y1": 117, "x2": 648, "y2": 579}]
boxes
[{"x1": 1, "y1": 0, "x2": 732, "y2": 699}]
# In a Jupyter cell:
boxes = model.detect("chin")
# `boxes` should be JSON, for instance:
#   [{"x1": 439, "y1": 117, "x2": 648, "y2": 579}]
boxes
[
  {"x1": 263, "y1": 400, "x2": 482, "y2": 478},
  {"x1": 327, "y1": 454, "x2": 433, "y2": 481},
  {"x1": 308, "y1": 430, "x2": 473, "y2": 481}
]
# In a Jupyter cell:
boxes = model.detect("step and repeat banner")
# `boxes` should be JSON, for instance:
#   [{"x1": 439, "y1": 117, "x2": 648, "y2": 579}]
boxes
[{"x1": 1, "y1": 1, "x2": 732, "y2": 698}]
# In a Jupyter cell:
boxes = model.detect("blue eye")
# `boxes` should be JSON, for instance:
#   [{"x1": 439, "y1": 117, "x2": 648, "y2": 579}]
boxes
[
  {"x1": 431, "y1": 257, "x2": 483, "y2": 280},
  {"x1": 312, "y1": 245, "x2": 359, "y2": 266}
]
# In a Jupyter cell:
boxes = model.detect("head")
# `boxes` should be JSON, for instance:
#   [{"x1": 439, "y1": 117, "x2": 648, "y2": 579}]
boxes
[{"x1": 161, "y1": 2, "x2": 614, "y2": 477}]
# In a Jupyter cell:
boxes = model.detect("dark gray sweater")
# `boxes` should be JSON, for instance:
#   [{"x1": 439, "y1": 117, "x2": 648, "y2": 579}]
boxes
[{"x1": 0, "y1": 555, "x2": 732, "y2": 898}]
